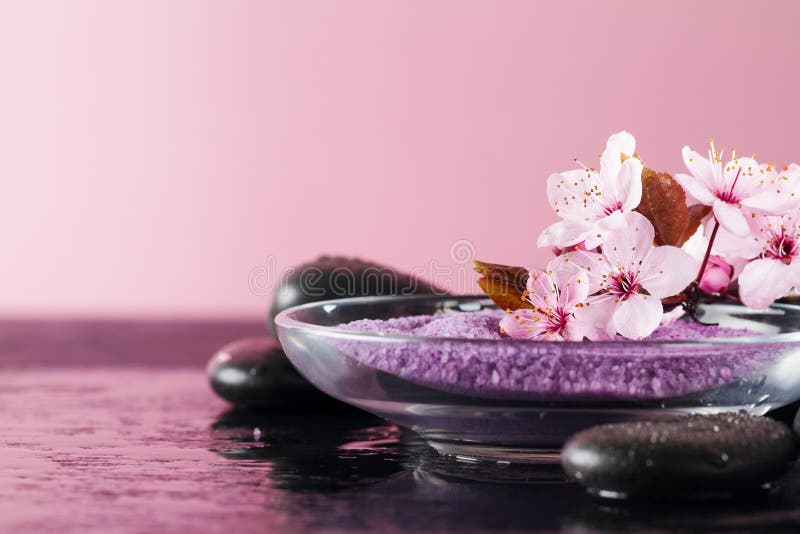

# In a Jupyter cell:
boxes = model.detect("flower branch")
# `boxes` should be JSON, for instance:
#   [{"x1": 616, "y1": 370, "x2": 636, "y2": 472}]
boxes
[{"x1": 475, "y1": 132, "x2": 800, "y2": 341}]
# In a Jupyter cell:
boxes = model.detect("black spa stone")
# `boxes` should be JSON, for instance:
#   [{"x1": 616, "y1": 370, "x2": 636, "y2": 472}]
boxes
[
  {"x1": 207, "y1": 337, "x2": 336, "y2": 409},
  {"x1": 561, "y1": 412, "x2": 797, "y2": 499},
  {"x1": 267, "y1": 255, "x2": 442, "y2": 335},
  {"x1": 794, "y1": 407, "x2": 800, "y2": 437}
]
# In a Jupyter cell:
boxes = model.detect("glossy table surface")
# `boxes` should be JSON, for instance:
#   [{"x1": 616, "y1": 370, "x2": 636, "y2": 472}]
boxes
[{"x1": 3, "y1": 320, "x2": 800, "y2": 533}]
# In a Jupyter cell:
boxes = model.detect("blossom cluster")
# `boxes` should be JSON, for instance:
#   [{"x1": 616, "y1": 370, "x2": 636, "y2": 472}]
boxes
[{"x1": 500, "y1": 132, "x2": 800, "y2": 341}]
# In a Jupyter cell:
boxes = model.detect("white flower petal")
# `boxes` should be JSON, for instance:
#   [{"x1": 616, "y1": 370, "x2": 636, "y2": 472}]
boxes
[
  {"x1": 682, "y1": 146, "x2": 717, "y2": 188},
  {"x1": 681, "y1": 225, "x2": 708, "y2": 262},
  {"x1": 601, "y1": 131, "x2": 636, "y2": 184},
  {"x1": 674, "y1": 172, "x2": 716, "y2": 205},
  {"x1": 573, "y1": 296, "x2": 616, "y2": 340},
  {"x1": 560, "y1": 323, "x2": 585, "y2": 341},
  {"x1": 738, "y1": 258, "x2": 796, "y2": 310},
  {"x1": 538, "y1": 219, "x2": 594, "y2": 249},
  {"x1": 593, "y1": 210, "x2": 628, "y2": 239},
  {"x1": 557, "y1": 270, "x2": 591, "y2": 310},
  {"x1": 740, "y1": 166, "x2": 800, "y2": 215},
  {"x1": 601, "y1": 212, "x2": 655, "y2": 268},
  {"x1": 546, "y1": 169, "x2": 604, "y2": 221},
  {"x1": 616, "y1": 157, "x2": 644, "y2": 211},
  {"x1": 713, "y1": 199, "x2": 749, "y2": 236},
  {"x1": 640, "y1": 245, "x2": 697, "y2": 298},
  {"x1": 500, "y1": 309, "x2": 542, "y2": 339},
  {"x1": 725, "y1": 156, "x2": 759, "y2": 197},
  {"x1": 525, "y1": 269, "x2": 560, "y2": 311},
  {"x1": 613, "y1": 293, "x2": 662, "y2": 339},
  {"x1": 741, "y1": 191, "x2": 800, "y2": 215},
  {"x1": 549, "y1": 250, "x2": 608, "y2": 293},
  {"x1": 710, "y1": 221, "x2": 762, "y2": 261}
]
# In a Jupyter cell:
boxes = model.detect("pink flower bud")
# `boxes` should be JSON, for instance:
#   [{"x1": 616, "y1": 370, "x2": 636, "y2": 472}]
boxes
[{"x1": 698, "y1": 255, "x2": 734, "y2": 294}]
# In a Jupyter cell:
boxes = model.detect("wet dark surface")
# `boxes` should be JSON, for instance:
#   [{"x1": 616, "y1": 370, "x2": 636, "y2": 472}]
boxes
[{"x1": 3, "y1": 320, "x2": 800, "y2": 533}]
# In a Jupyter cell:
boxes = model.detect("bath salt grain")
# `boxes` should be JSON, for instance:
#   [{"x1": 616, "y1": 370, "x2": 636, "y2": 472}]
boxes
[{"x1": 338, "y1": 309, "x2": 774, "y2": 401}]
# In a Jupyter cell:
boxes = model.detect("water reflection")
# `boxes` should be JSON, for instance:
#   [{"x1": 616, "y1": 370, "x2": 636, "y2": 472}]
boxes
[
  {"x1": 210, "y1": 408, "x2": 409, "y2": 492},
  {"x1": 209, "y1": 407, "x2": 800, "y2": 532}
]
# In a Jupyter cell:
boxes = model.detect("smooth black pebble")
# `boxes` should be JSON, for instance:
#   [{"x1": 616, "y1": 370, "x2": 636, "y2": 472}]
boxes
[
  {"x1": 794, "y1": 407, "x2": 800, "y2": 436},
  {"x1": 207, "y1": 337, "x2": 336, "y2": 408},
  {"x1": 267, "y1": 255, "x2": 442, "y2": 335},
  {"x1": 562, "y1": 412, "x2": 797, "y2": 499}
]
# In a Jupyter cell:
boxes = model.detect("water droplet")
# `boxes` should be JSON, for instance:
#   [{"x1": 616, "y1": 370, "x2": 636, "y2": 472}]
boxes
[{"x1": 708, "y1": 450, "x2": 730, "y2": 467}]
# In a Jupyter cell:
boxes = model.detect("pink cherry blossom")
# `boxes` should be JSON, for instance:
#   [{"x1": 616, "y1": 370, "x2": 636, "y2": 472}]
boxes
[
  {"x1": 737, "y1": 212, "x2": 800, "y2": 310},
  {"x1": 538, "y1": 131, "x2": 643, "y2": 250},
  {"x1": 499, "y1": 267, "x2": 606, "y2": 341},
  {"x1": 681, "y1": 227, "x2": 734, "y2": 293},
  {"x1": 698, "y1": 256, "x2": 734, "y2": 294},
  {"x1": 553, "y1": 212, "x2": 696, "y2": 339},
  {"x1": 674, "y1": 142, "x2": 800, "y2": 236}
]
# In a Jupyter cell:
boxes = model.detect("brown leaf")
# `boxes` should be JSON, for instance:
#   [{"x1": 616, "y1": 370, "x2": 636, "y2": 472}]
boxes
[
  {"x1": 473, "y1": 260, "x2": 528, "y2": 289},
  {"x1": 635, "y1": 167, "x2": 710, "y2": 247},
  {"x1": 635, "y1": 167, "x2": 688, "y2": 246},
  {"x1": 680, "y1": 204, "x2": 712, "y2": 245},
  {"x1": 476, "y1": 276, "x2": 534, "y2": 311},
  {"x1": 473, "y1": 260, "x2": 533, "y2": 311}
]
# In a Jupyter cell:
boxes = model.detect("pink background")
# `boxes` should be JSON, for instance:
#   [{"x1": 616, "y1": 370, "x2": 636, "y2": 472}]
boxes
[{"x1": 1, "y1": 0, "x2": 799, "y2": 318}]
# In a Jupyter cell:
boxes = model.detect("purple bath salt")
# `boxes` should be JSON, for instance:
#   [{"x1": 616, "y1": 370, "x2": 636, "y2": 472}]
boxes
[
  {"x1": 342, "y1": 309, "x2": 753, "y2": 341},
  {"x1": 337, "y1": 310, "x2": 781, "y2": 401}
]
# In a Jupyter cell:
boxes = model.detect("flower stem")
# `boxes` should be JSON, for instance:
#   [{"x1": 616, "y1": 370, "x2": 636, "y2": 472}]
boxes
[
  {"x1": 695, "y1": 220, "x2": 720, "y2": 286},
  {"x1": 677, "y1": 219, "x2": 722, "y2": 326}
]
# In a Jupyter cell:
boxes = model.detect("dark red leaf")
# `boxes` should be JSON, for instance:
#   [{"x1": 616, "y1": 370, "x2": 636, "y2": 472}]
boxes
[
  {"x1": 635, "y1": 167, "x2": 709, "y2": 247},
  {"x1": 473, "y1": 260, "x2": 533, "y2": 311}
]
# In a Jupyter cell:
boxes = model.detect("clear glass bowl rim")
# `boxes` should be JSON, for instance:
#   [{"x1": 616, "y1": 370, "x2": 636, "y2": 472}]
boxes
[{"x1": 274, "y1": 294, "x2": 800, "y2": 346}]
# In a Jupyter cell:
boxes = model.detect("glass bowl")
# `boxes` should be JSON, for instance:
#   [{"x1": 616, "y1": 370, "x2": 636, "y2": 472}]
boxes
[{"x1": 275, "y1": 295, "x2": 800, "y2": 463}]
